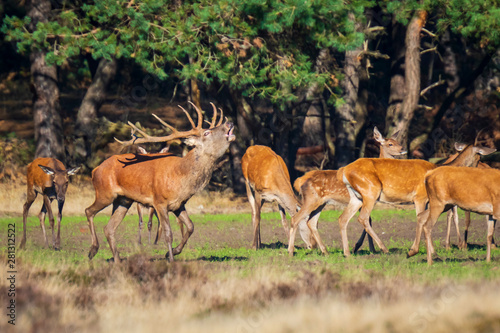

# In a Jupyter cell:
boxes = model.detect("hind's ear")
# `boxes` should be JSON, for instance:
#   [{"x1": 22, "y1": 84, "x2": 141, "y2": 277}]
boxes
[
  {"x1": 373, "y1": 127, "x2": 384, "y2": 143},
  {"x1": 390, "y1": 130, "x2": 400, "y2": 141},
  {"x1": 454, "y1": 142, "x2": 467, "y2": 152},
  {"x1": 67, "y1": 166, "x2": 80, "y2": 176},
  {"x1": 38, "y1": 165, "x2": 55, "y2": 176}
]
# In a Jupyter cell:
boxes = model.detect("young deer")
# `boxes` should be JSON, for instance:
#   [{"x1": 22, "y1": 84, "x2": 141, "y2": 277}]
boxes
[
  {"x1": 20, "y1": 157, "x2": 79, "y2": 250},
  {"x1": 85, "y1": 103, "x2": 235, "y2": 262},
  {"x1": 337, "y1": 142, "x2": 495, "y2": 258},
  {"x1": 416, "y1": 166, "x2": 500, "y2": 265},
  {"x1": 288, "y1": 127, "x2": 406, "y2": 256},
  {"x1": 241, "y1": 145, "x2": 311, "y2": 249}
]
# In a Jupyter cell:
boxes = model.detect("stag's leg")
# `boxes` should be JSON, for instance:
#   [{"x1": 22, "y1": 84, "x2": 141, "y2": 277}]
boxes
[
  {"x1": 104, "y1": 199, "x2": 132, "y2": 263},
  {"x1": 155, "y1": 206, "x2": 174, "y2": 261},
  {"x1": 353, "y1": 217, "x2": 376, "y2": 254},
  {"x1": 137, "y1": 203, "x2": 144, "y2": 245},
  {"x1": 306, "y1": 204, "x2": 328, "y2": 255},
  {"x1": 338, "y1": 195, "x2": 363, "y2": 257},
  {"x1": 147, "y1": 207, "x2": 154, "y2": 244},
  {"x1": 486, "y1": 215, "x2": 496, "y2": 262},
  {"x1": 20, "y1": 190, "x2": 37, "y2": 249},
  {"x1": 492, "y1": 219, "x2": 497, "y2": 249},
  {"x1": 85, "y1": 195, "x2": 114, "y2": 260},
  {"x1": 171, "y1": 206, "x2": 195, "y2": 257},
  {"x1": 55, "y1": 199, "x2": 64, "y2": 250}
]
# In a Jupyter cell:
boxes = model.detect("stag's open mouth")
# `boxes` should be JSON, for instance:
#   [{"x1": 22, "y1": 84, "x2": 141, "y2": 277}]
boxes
[{"x1": 226, "y1": 123, "x2": 235, "y2": 142}]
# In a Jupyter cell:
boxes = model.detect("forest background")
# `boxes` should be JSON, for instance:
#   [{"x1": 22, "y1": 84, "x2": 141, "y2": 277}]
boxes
[{"x1": 0, "y1": 0, "x2": 499, "y2": 192}]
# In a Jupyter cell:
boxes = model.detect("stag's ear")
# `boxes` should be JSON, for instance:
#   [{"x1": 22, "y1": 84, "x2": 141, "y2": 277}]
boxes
[
  {"x1": 67, "y1": 166, "x2": 80, "y2": 176},
  {"x1": 373, "y1": 127, "x2": 384, "y2": 143},
  {"x1": 454, "y1": 142, "x2": 467, "y2": 152},
  {"x1": 38, "y1": 165, "x2": 55, "y2": 176},
  {"x1": 476, "y1": 147, "x2": 497, "y2": 156}
]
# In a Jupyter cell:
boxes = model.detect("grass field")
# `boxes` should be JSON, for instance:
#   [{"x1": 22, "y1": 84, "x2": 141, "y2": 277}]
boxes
[{"x1": 1, "y1": 185, "x2": 500, "y2": 332}]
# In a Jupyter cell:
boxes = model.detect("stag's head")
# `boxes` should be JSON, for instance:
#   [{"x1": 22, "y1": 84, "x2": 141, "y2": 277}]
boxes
[
  {"x1": 38, "y1": 165, "x2": 80, "y2": 203},
  {"x1": 116, "y1": 102, "x2": 235, "y2": 160}
]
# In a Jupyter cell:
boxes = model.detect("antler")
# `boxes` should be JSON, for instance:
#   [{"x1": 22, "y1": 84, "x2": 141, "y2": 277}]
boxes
[{"x1": 115, "y1": 102, "x2": 224, "y2": 146}]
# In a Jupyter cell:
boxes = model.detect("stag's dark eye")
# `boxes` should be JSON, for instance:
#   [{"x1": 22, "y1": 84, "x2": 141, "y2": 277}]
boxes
[
  {"x1": 204, "y1": 131, "x2": 211, "y2": 137},
  {"x1": 389, "y1": 143, "x2": 393, "y2": 146}
]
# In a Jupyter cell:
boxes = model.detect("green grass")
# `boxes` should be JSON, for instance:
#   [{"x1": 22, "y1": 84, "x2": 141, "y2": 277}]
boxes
[{"x1": 3, "y1": 209, "x2": 499, "y2": 283}]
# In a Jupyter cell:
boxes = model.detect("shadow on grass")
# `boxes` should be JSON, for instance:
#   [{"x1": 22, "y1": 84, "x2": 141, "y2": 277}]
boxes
[
  {"x1": 260, "y1": 241, "x2": 287, "y2": 249},
  {"x1": 197, "y1": 255, "x2": 249, "y2": 262}
]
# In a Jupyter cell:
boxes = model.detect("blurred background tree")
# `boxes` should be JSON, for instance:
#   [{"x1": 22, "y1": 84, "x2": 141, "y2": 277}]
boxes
[{"x1": 1, "y1": 0, "x2": 499, "y2": 191}]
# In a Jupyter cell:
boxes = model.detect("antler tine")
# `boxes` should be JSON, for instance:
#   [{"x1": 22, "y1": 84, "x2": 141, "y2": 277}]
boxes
[
  {"x1": 209, "y1": 102, "x2": 218, "y2": 129},
  {"x1": 217, "y1": 107, "x2": 225, "y2": 127},
  {"x1": 152, "y1": 113, "x2": 177, "y2": 133},
  {"x1": 178, "y1": 105, "x2": 196, "y2": 129},
  {"x1": 187, "y1": 101, "x2": 204, "y2": 129},
  {"x1": 114, "y1": 111, "x2": 202, "y2": 147}
]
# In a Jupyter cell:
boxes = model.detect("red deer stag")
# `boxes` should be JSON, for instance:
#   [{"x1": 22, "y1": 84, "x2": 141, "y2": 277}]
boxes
[
  {"x1": 288, "y1": 127, "x2": 406, "y2": 256},
  {"x1": 241, "y1": 145, "x2": 312, "y2": 249},
  {"x1": 20, "y1": 158, "x2": 80, "y2": 250},
  {"x1": 85, "y1": 102, "x2": 235, "y2": 262},
  {"x1": 414, "y1": 166, "x2": 500, "y2": 265},
  {"x1": 336, "y1": 142, "x2": 495, "y2": 257}
]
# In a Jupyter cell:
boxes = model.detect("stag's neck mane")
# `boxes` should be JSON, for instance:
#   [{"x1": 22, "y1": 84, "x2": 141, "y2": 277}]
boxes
[{"x1": 179, "y1": 145, "x2": 220, "y2": 193}]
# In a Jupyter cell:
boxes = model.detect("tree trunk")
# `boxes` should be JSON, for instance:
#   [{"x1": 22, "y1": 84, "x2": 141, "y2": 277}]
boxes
[
  {"x1": 74, "y1": 58, "x2": 117, "y2": 164},
  {"x1": 388, "y1": 10, "x2": 428, "y2": 148},
  {"x1": 385, "y1": 20, "x2": 407, "y2": 137},
  {"x1": 28, "y1": 0, "x2": 64, "y2": 161},
  {"x1": 334, "y1": 47, "x2": 362, "y2": 168},
  {"x1": 442, "y1": 29, "x2": 460, "y2": 93}
]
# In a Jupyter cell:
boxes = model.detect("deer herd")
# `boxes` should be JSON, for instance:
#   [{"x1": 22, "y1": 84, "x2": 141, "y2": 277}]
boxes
[{"x1": 20, "y1": 103, "x2": 499, "y2": 265}]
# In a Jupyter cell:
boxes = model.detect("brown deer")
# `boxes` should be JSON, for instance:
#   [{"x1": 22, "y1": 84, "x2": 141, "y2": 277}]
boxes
[
  {"x1": 288, "y1": 127, "x2": 406, "y2": 256},
  {"x1": 415, "y1": 166, "x2": 500, "y2": 265},
  {"x1": 336, "y1": 142, "x2": 495, "y2": 258},
  {"x1": 85, "y1": 102, "x2": 235, "y2": 262},
  {"x1": 444, "y1": 161, "x2": 495, "y2": 250},
  {"x1": 241, "y1": 145, "x2": 312, "y2": 249},
  {"x1": 20, "y1": 157, "x2": 80, "y2": 250},
  {"x1": 134, "y1": 146, "x2": 183, "y2": 245}
]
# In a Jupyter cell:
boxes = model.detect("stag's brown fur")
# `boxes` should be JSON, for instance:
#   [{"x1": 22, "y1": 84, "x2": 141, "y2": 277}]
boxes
[{"x1": 85, "y1": 105, "x2": 234, "y2": 262}]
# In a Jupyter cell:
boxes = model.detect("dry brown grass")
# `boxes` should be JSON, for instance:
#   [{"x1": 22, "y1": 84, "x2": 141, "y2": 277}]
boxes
[
  {"x1": 1, "y1": 254, "x2": 500, "y2": 333},
  {"x1": 0, "y1": 180, "x2": 250, "y2": 217}
]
